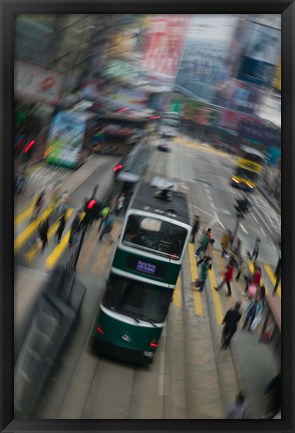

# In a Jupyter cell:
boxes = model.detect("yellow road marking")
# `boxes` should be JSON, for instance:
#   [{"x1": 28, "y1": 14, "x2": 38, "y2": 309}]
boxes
[
  {"x1": 208, "y1": 267, "x2": 224, "y2": 326},
  {"x1": 45, "y1": 230, "x2": 71, "y2": 269},
  {"x1": 24, "y1": 208, "x2": 74, "y2": 263},
  {"x1": 14, "y1": 207, "x2": 54, "y2": 252},
  {"x1": 264, "y1": 264, "x2": 281, "y2": 298},
  {"x1": 173, "y1": 276, "x2": 181, "y2": 307},
  {"x1": 14, "y1": 196, "x2": 37, "y2": 226},
  {"x1": 188, "y1": 244, "x2": 203, "y2": 317}
]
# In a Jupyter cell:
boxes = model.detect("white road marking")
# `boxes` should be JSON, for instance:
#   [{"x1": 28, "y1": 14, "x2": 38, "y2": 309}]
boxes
[
  {"x1": 260, "y1": 227, "x2": 266, "y2": 236},
  {"x1": 240, "y1": 224, "x2": 248, "y2": 234}
]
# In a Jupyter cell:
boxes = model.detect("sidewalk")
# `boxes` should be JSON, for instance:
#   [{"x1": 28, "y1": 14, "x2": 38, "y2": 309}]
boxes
[{"x1": 230, "y1": 328, "x2": 279, "y2": 418}]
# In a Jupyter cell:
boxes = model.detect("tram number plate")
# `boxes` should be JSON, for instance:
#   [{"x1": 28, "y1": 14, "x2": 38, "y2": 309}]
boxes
[{"x1": 143, "y1": 351, "x2": 153, "y2": 357}]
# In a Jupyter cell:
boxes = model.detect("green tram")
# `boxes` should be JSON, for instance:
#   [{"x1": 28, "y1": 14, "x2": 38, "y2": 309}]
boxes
[{"x1": 91, "y1": 182, "x2": 192, "y2": 364}]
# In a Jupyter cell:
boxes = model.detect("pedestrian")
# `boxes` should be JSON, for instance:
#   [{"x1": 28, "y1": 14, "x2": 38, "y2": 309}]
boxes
[
  {"x1": 262, "y1": 373, "x2": 281, "y2": 419},
  {"x1": 195, "y1": 228, "x2": 210, "y2": 257},
  {"x1": 114, "y1": 193, "x2": 125, "y2": 216},
  {"x1": 242, "y1": 263, "x2": 261, "y2": 297},
  {"x1": 56, "y1": 191, "x2": 70, "y2": 219},
  {"x1": 220, "y1": 300, "x2": 242, "y2": 349},
  {"x1": 98, "y1": 210, "x2": 114, "y2": 244},
  {"x1": 56, "y1": 211, "x2": 67, "y2": 244},
  {"x1": 220, "y1": 229, "x2": 232, "y2": 258},
  {"x1": 197, "y1": 238, "x2": 215, "y2": 265},
  {"x1": 242, "y1": 294, "x2": 262, "y2": 331},
  {"x1": 191, "y1": 215, "x2": 200, "y2": 244},
  {"x1": 193, "y1": 257, "x2": 211, "y2": 293},
  {"x1": 235, "y1": 251, "x2": 250, "y2": 281},
  {"x1": 98, "y1": 205, "x2": 111, "y2": 232},
  {"x1": 68, "y1": 210, "x2": 82, "y2": 246},
  {"x1": 32, "y1": 188, "x2": 46, "y2": 220},
  {"x1": 226, "y1": 391, "x2": 249, "y2": 419},
  {"x1": 232, "y1": 238, "x2": 242, "y2": 265},
  {"x1": 214, "y1": 258, "x2": 235, "y2": 297},
  {"x1": 38, "y1": 217, "x2": 49, "y2": 251},
  {"x1": 250, "y1": 236, "x2": 260, "y2": 262}
]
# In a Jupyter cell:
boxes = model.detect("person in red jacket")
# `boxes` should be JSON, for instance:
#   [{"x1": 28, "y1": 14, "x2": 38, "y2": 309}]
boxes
[{"x1": 214, "y1": 258, "x2": 235, "y2": 296}]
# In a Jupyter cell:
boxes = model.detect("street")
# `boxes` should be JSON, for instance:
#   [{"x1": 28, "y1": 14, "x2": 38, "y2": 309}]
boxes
[{"x1": 14, "y1": 136, "x2": 281, "y2": 419}]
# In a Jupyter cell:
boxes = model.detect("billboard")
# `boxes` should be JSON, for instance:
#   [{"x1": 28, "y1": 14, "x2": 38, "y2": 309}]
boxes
[
  {"x1": 174, "y1": 15, "x2": 238, "y2": 103},
  {"x1": 141, "y1": 15, "x2": 190, "y2": 85},
  {"x1": 45, "y1": 111, "x2": 87, "y2": 168},
  {"x1": 237, "y1": 19, "x2": 281, "y2": 86}
]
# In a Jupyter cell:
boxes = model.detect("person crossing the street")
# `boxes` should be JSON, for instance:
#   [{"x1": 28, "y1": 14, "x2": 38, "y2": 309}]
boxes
[
  {"x1": 214, "y1": 257, "x2": 235, "y2": 297},
  {"x1": 220, "y1": 301, "x2": 242, "y2": 349}
]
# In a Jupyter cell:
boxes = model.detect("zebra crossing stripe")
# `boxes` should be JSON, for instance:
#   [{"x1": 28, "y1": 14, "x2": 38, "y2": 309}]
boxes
[
  {"x1": 24, "y1": 208, "x2": 74, "y2": 263},
  {"x1": 264, "y1": 264, "x2": 281, "y2": 298},
  {"x1": 14, "y1": 196, "x2": 37, "y2": 226},
  {"x1": 45, "y1": 230, "x2": 71, "y2": 270},
  {"x1": 14, "y1": 207, "x2": 54, "y2": 253},
  {"x1": 188, "y1": 244, "x2": 203, "y2": 317}
]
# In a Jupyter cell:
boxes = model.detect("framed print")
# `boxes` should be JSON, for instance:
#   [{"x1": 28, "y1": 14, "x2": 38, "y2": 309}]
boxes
[{"x1": 1, "y1": 1, "x2": 294, "y2": 433}]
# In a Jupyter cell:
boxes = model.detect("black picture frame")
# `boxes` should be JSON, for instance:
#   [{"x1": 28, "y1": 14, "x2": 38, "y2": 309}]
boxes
[{"x1": 1, "y1": 1, "x2": 294, "y2": 432}]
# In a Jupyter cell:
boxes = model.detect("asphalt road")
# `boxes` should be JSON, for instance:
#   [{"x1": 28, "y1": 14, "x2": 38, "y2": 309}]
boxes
[{"x1": 14, "y1": 137, "x2": 281, "y2": 419}]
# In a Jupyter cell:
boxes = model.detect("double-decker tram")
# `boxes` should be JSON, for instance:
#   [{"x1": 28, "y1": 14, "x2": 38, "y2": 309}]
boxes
[
  {"x1": 91, "y1": 182, "x2": 192, "y2": 364},
  {"x1": 231, "y1": 145, "x2": 265, "y2": 192}
]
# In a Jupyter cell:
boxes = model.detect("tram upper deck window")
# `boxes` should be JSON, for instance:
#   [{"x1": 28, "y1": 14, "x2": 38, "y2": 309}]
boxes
[
  {"x1": 103, "y1": 274, "x2": 172, "y2": 323},
  {"x1": 122, "y1": 215, "x2": 187, "y2": 260}
]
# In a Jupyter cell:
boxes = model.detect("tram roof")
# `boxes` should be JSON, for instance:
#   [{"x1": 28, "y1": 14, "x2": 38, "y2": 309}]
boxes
[{"x1": 130, "y1": 182, "x2": 191, "y2": 226}]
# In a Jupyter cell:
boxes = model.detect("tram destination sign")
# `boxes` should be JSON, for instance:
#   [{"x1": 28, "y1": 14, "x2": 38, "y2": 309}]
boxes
[
  {"x1": 127, "y1": 257, "x2": 166, "y2": 278},
  {"x1": 136, "y1": 260, "x2": 156, "y2": 275}
]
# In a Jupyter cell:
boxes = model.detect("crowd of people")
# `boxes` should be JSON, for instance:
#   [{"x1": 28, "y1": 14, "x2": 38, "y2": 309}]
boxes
[
  {"x1": 191, "y1": 215, "x2": 281, "y2": 419},
  {"x1": 30, "y1": 182, "x2": 116, "y2": 255}
]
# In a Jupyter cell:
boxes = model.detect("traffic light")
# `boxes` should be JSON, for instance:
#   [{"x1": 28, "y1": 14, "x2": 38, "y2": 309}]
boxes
[
  {"x1": 234, "y1": 197, "x2": 250, "y2": 217},
  {"x1": 84, "y1": 199, "x2": 101, "y2": 224}
]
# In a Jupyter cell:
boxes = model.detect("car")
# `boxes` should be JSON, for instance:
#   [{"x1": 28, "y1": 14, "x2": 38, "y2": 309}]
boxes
[{"x1": 157, "y1": 140, "x2": 172, "y2": 152}]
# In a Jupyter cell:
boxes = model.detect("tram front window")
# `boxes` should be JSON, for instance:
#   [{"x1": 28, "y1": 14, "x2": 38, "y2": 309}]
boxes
[
  {"x1": 122, "y1": 215, "x2": 187, "y2": 260},
  {"x1": 103, "y1": 275, "x2": 172, "y2": 323}
]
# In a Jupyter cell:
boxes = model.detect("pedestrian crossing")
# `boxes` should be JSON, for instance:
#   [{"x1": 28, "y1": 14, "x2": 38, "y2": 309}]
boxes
[
  {"x1": 183, "y1": 247, "x2": 281, "y2": 328},
  {"x1": 14, "y1": 201, "x2": 281, "y2": 324}
]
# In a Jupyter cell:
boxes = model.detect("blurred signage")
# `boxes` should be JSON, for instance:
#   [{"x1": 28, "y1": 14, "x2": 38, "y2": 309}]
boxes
[
  {"x1": 174, "y1": 15, "x2": 238, "y2": 103},
  {"x1": 237, "y1": 20, "x2": 281, "y2": 86},
  {"x1": 15, "y1": 60, "x2": 65, "y2": 105},
  {"x1": 214, "y1": 79, "x2": 261, "y2": 114},
  {"x1": 218, "y1": 109, "x2": 250, "y2": 131},
  {"x1": 273, "y1": 60, "x2": 281, "y2": 91},
  {"x1": 142, "y1": 15, "x2": 190, "y2": 83},
  {"x1": 101, "y1": 59, "x2": 141, "y2": 80},
  {"x1": 45, "y1": 111, "x2": 87, "y2": 168}
]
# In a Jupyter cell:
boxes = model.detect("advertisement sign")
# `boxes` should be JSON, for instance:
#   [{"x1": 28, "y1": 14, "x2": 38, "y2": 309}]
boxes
[
  {"x1": 174, "y1": 15, "x2": 238, "y2": 103},
  {"x1": 218, "y1": 109, "x2": 250, "y2": 132},
  {"x1": 45, "y1": 111, "x2": 86, "y2": 168},
  {"x1": 15, "y1": 60, "x2": 65, "y2": 105},
  {"x1": 237, "y1": 20, "x2": 281, "y2": 86},
  {"x1": 214, "y1": 79, "x2": 261, "y2": 114},
  {"x1": 142, "y1": 15, "x2": 190, "y2": 84}
]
